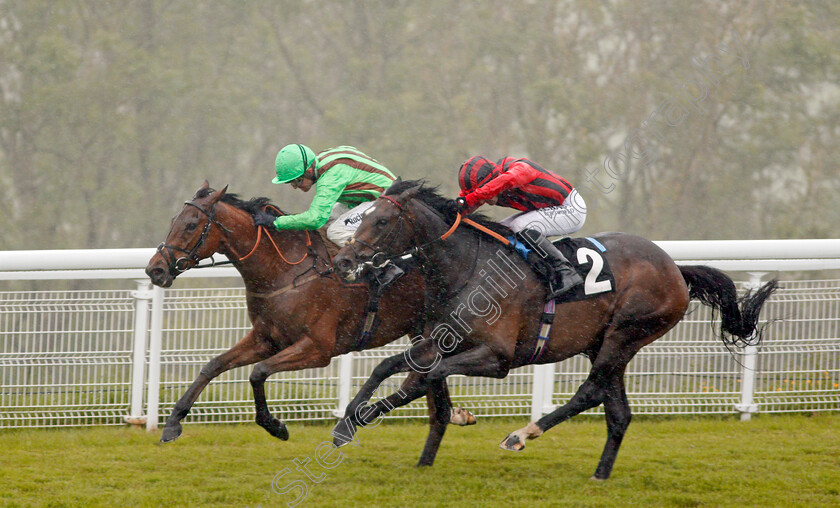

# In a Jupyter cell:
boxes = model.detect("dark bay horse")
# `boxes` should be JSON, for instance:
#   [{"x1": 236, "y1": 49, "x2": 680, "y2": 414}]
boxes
[
  {"x1": 331, "y1": 179, "x2": 778, "y2": 480},
  {"x1": 145, "y1": 181, "x2": 475, "y2": 444}
]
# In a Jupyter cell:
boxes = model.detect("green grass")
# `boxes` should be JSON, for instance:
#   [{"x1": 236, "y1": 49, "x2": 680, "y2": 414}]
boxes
[{"x1": 1, "y1": 414, "x2": 838, "y2": 507}]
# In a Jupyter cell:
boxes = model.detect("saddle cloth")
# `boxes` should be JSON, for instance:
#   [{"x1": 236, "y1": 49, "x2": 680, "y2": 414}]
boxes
[{"x1": 551, "y1": 236, "x2": 616, "y2": 304}]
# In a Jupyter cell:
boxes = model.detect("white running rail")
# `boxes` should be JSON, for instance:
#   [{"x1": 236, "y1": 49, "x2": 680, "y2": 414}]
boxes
[{"x1": 1, "y1": 240, "x2": 838, "y2": 429}]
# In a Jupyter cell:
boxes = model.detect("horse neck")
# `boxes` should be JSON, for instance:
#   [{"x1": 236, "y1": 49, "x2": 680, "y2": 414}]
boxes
[
  {"x1": 215, "y1": 203, "x2": 318, "y2": 292},
  {"x1": 409, "y1": 202, "x2": 482, "y2": 295}
]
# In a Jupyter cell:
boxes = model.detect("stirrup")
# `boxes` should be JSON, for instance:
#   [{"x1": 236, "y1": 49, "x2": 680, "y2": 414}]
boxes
[{"x1": 371, "y1": 263, "x2": 405, "y2": 290}]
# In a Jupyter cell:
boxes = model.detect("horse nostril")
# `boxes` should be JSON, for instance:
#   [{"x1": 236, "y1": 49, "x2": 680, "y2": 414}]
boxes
[
  {"x1": 337, "y1": 258, "x2": 353, "y2": 272},
  {"x1": 146, "y1": 266, "x2": 165, "y2": 281}
]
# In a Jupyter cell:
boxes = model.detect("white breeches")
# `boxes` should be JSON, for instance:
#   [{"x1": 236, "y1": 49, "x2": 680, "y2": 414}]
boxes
[
  {"x1": 326, "y1": 201, "x2": 376, "y2": 247},
  {"x1": 499, "y1": 189, "x2": 587, "y2": 237}
]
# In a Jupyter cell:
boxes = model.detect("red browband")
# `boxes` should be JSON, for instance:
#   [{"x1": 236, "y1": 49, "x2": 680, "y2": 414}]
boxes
[{"x1": 379, "y1": 195, "x2": 403, "y2": 210}]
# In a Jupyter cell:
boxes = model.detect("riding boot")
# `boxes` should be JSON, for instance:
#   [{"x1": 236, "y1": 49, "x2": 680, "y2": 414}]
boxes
[{"x1": 515, "y1": 229, "x2": 583, "y2": 298}]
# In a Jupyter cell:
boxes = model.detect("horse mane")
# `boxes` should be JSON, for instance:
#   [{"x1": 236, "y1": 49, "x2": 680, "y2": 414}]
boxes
[
  {"x1": 384, "y1": 179, "x2": 512, "y2": 239},
  {"x1": 196, "y1": 186, "x2": 286, "y2": 217}
]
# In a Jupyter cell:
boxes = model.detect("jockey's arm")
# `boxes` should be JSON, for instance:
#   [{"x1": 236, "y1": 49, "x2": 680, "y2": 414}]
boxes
[
  {"x1": 463, "y1": 162, "x2": 539, "y2": 208},
  {"x1": 272, "y1": 177, "x2": 346, "y2": 230}
]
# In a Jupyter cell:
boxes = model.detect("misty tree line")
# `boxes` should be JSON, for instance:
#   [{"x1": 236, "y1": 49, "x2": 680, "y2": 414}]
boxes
[{"x1": 0, "y1": 0, "x2": 837, "y2": 250}]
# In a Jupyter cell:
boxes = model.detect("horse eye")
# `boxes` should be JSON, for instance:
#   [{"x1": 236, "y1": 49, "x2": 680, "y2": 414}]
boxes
[
  {"x1": 184, "y1": 222, "x2": 198, "y2": 232},
  {"x1": 376, "y1": 218, "x2": 389, "y2": 226}
]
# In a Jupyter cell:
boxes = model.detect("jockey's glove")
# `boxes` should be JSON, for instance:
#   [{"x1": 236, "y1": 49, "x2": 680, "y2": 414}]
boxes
[{"x1": 253, "y1": 210, "x2": 277, "y2": 230}]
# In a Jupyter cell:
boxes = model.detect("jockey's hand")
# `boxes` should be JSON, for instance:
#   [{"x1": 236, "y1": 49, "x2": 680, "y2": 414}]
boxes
[
  {"x1": 442, "y1": 199, "x2": 461, "y2": 217},
  {"x1": 253, "y1": 210, "x2": 277, "y2": 229},
  {"x1": 455, "y1": 197, "x2": 469, "y2": 213}
]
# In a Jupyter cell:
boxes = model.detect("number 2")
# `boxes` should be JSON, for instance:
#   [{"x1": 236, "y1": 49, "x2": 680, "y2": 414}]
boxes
[{"x1": 576, "y1": 247, "x2": 612, "y2": 295}]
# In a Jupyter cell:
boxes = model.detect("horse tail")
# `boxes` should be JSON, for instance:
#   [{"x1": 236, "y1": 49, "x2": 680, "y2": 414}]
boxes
[{"x1": 679, "y1": 265, "x2": 779, "y2": 347}]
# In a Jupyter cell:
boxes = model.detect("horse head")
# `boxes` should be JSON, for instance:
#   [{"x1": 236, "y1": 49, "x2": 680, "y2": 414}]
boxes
[
  {"x1": 146, "y1": 180, "x2": 231, "y2": 287},
  {"x1": 334, "y1": 179, "x2": 425, "y2": 282}
]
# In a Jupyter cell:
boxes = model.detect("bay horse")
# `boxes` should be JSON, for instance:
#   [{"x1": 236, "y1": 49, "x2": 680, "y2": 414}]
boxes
[
  {"x1": 145, "y1": 181, "x2": 475, "y2": 444},
  {"x1": 331, "y1": 179, "x2": 778, "y2": 480}
]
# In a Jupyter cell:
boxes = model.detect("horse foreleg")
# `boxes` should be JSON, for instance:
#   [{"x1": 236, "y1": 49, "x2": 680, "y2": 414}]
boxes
[
  {"x1": 161, "y1": 330, "x2": 274, "y2": 443},
  {"x1": 449, "y1": 405, "x2": 477, "y2": 426},
  {"x1": 332, "y1": 338, "x2": 440, "y2": 446},
  {"x1": 249, "y1": 335, "x2": 331, "y2": 441},
  {"x1": 337, "y1": 344, "x2": 506, "y2": 453}
]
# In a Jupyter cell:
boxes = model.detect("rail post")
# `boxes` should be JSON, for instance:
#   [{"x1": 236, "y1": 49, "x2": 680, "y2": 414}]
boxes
[
  {"x1": 125, "y1": 280, "x2": 152, "y2": 427},
  {"x1": 530, "y1": 363, "x2": 556, "y2": 421},
  {"x1": 146, "y1": 285, "x2": 165, "y2": 431},
  {"x1": 333, "y1": 352, "x2": 354, "y2": 418},
  {"x1": 735, "y1": 272, "x2": 767, "y2": 421}
]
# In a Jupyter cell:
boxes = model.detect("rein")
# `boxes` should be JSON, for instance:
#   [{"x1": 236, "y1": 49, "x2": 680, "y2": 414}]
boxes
[
  {"x1": 157, "y1": 201, "x2": 233, "y2": 275},
  {"x1": 157, "y1": 200, "x2": 317, "y2": 277},
  {"x1": 353, "y1": 194, "x2": 555, "y2": 366},
  {"x1": 460, "y1": 213, "x2": 510, "y2": 245},
  {"x1": 245, "y1": 273, "x2": 322, "y2": 299},
  {"x1": 354, "y1": 196, "x2": 512, "y2": 272}
]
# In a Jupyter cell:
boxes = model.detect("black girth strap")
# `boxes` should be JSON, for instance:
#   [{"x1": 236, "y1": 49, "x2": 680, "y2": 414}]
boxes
[
  {"x1": 353, "y1": 289, "x2": 382, "y2": 351},
  {"x1": 529, "y1": 298, "x2": 557, "y2": 364}
]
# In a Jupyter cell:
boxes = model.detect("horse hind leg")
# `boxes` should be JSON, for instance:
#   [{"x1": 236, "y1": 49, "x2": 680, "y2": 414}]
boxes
[
  {"x1": 499, "y1": 372, "x2": 607, "y2": 452},
  {"x1": 500, "y1": 336, "x2": 632, "y2": 453},
  {"x1": 592, "y1": 370, "x2": 631, "y2": 480},
  {"x1": 417, "y1": 378, "x2": 451, "y2": 467},
  {"x1": 588, "y1": 302, "x2": 685, "y2": 479},
  {"x1": 501, "y1": 308, "x2": 680, "y2": 479}
]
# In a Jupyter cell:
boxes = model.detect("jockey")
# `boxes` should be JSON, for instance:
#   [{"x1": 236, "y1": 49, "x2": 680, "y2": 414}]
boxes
[
  {"x1": 454, "y1": 156, "x2": 586, "y2": 297},
  {"x1": 254, "y1": 144, "x2": 396, "y2": 247},
  {"x1": 254, "y1": 144, "x2": 406, "y2": 286}
]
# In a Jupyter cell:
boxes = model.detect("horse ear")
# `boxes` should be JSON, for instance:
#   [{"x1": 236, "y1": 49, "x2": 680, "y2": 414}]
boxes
[
  {"x1": 396, "y1": 183, "x2": 423, "y2": 204},
  {"x1": 209, "y1": 184, "x2": 228, "y2": 204},
  {"x1": 194, "y1": 180, "x2": 211, "y2": 199}
]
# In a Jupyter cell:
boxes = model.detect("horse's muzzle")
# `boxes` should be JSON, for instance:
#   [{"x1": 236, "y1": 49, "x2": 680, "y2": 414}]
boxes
[
  {"x1": 145, "y1": 260, "x2": 175, "y2": 288},
  {"x1": 334, "y1": 250, "x2": 367, "y2": 283}
]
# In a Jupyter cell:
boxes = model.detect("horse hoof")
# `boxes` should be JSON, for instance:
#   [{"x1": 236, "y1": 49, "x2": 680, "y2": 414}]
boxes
[
  {"x1": 450, "y1": 407, "x2": 477, "y2": 426},
  {"x1": 331, "y1": 418, "x2": 356, "y2": 448},
  {"x1": 160, "y1": 424, "x2": 182, "y2": 443},
  {"x1": 499, "y1": 433, "x2": 525, "y2": 452},
  {"x1": 589, "y1": 475, "x2": 608, "y2": 482},
  {"x1": 262, "y1": 417, "x2": 289, "y2": 441}
]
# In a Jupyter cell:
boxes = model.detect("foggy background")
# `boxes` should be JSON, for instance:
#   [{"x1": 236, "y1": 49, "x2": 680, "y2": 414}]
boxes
[{"x1": 1, "y1": 0, "x2": 837, "y2": 250}]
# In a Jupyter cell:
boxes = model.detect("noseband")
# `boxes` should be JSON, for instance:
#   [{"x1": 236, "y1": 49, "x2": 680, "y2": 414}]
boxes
[
  {"x1": 157, "y1": 200, "x2": 232, "y2": 276},
  {"x1": 346, "y1": 196, "x2": 418, "y2": 273}
]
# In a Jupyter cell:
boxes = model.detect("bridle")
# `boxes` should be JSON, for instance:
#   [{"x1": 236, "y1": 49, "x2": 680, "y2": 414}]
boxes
[
  {"x1": 157, "y1": 200, "x2": 234, "y2": 276},
  {"x1": 346, "y1": 195, "x2": 414, "y2": 270},
  {"x1": 157, "y1": 198, "x2": 328, "y2": 279},
  {"x1": 348, "y1": 194, "x2": 475, "y2": 275},
  {"x1": 348, "y1": 194, "x2": 493, "y2": 300}
]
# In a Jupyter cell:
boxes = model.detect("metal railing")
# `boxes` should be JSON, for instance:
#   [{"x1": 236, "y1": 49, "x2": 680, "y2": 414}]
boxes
[{"x1": 1, "y1": 240, "x2": 838, "y2": 430}]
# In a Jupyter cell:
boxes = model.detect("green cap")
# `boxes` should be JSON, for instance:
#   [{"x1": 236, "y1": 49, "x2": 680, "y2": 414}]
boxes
[{"x1": 273, "y1": 144, "x2": 317, "y2": 184}]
